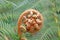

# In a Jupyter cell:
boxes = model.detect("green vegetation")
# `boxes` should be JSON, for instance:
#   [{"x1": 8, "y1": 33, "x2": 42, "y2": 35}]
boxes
[{"x1": 0, "y1": 0, "x2": 60, "y2": 40}]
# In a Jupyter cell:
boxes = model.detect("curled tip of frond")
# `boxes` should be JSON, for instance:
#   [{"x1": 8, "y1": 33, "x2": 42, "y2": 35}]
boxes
[{"x1": 18, "y1": 9, "x2": 43, "y2": 35}]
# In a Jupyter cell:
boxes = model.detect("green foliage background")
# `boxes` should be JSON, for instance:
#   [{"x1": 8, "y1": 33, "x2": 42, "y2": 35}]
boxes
[{"x1": 0, "y1": 0, "x2": 60, "y2": 40}]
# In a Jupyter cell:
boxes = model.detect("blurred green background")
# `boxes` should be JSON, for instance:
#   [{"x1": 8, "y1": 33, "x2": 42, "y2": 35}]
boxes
[{"x1": 0, "y1": 0, "x2": 60, "y2": 40}]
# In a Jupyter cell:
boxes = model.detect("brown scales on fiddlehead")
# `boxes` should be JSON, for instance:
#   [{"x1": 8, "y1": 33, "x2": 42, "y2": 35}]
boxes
[{"x1": 18, "y1": 9, "x2": 43, "y2": 40}]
